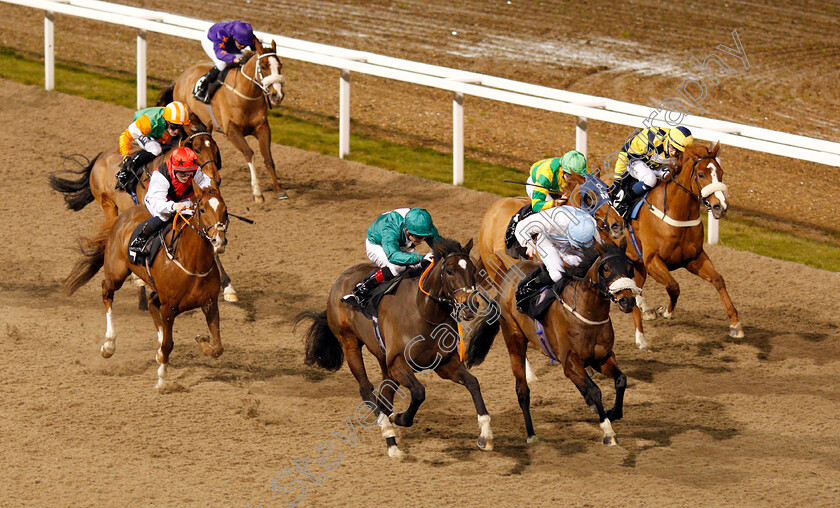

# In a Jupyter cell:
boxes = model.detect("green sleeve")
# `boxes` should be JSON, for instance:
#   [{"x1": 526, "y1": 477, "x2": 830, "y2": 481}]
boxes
[{"x1": 377, "y1": 215, "x2": 422, "y2": 266}]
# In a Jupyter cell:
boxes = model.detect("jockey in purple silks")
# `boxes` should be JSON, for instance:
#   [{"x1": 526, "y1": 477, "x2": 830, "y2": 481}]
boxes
[{"x1": 194, "y1": 20, "x2": 258, "y2": 103}]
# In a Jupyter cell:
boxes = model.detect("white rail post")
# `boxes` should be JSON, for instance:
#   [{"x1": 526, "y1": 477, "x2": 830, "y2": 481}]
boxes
[
  {"x1": 453, "y1": 92, "x2": 465, "y2": 185},
  {"x1": 136, "y1": 29, "x2": 147, "y2": 109},
  {"x1": 576, "y1": 116, "x2": 588, "y2": 158},
  {"x1": 339, "y1": 69, "x2": 350, "y2": 159},
  {"x1": 44, "y1": 11, "x2": 55, "y2": 91}
]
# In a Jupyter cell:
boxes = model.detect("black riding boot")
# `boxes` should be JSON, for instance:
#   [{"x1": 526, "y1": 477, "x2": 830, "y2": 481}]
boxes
[
  {"x1": 195, "y1": 67, "x2": 221, "y2": 103},
  {"x1": 515, "y1": 268, "x2": 555, "y2": 314},
  {"x1": 341, "y1": 267, "x2": 393, "y2": 308},
  {"x1": 116, "y1": 150, "x2": 156, "y2": 191},
  {"x1": 129, "y1": 216, "x2": 166, "y2": 254}
]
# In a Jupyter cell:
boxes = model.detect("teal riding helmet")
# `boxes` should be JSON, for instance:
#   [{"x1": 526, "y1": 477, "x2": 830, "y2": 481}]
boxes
[{"x1": 405, "y1": 208, "x2": 435, "y2": 237}]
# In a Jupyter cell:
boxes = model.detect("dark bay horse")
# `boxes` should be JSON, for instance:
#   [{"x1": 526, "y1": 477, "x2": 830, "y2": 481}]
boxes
[
  {"x1": 160, "y1": 39, "x2": 287, "y2": 203},
  {"x1": 605, "y1": 141, "x2": 742, "y2": 350},
  {"x1": 297, "y1": 238, "x2": 500, "y2": 458},
  {"x1": 467, "y1": 238, "x2": 639, "y2": 445},
  {"x1": 63, "y1": 187, "x2": 229, "y2": 390},
  {"x1": 47, "y1": 122, "x2": 239, "y2": 303}
]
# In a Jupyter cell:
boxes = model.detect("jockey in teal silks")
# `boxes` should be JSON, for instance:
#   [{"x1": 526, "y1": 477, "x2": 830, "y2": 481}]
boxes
[{"x1": 341, "y1": 208, "x2": 441, "y2": 308}]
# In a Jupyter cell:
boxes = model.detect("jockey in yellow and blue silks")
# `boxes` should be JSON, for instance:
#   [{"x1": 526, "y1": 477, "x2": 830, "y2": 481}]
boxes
[
  {"x1": 526, "y1": 150, "x2": 591, "y2": 212},
  {"x1": 610, "y1": 126, "x2": 694, "y2": 218},
  {"x1": 341, "y1": 208, "x2": 441, "y2": 308}
]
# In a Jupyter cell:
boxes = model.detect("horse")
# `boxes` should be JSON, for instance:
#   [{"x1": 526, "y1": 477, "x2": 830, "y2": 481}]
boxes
[
  {"x1": 296, "y1": 238, "x2": 501, "y2": 458},
  {"x1": 63, "y1": 187, "x2": 229, "y2": 390},
  {"x1": 47, "y1": 120, "x2": 239, "y2": 304},
  {"x1": 604, "y1": 141, "x2": 743, "y2": 350},
  {"x1": 466, "y1": 238, "x2": 639, "y2": 446},
  {"x1": 159, "y1": 39, "x2": 287, "y2": 203}
]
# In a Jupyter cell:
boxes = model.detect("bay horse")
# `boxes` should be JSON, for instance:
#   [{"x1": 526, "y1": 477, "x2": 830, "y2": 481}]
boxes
[
  {"x1": 47, "y1": 121, "x2": 239, "y2": 303},
  {"x1": 159, "y1": 39, "x2": 287, "y2": 203},
  {"x1": 466, "y1": 238, "x2": 639, "y2": 445},
  {"x1": 297, "y1": 238, "x2": 500, "y2": 458},
  {"x1": 63, "y1": 187, "x2": 229, "y2": 390},
  {"x1": 605, "y1": 141, "x2": 743, "y2": 350}
]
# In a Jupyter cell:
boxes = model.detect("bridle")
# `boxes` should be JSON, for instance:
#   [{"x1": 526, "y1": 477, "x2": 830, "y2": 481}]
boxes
[
  {"x1": 668, "y1": 155, "x2": 727, "y2": 212},
  {"x1": 180, "y1": 131, "x2": 220, "y2": 175},
  {"x1": 176, "y1": 194, "x2": 229, "y2": 245},
  {"x1": 237, "y1": 51, "x2": 284, "y2": 100},
  {"x1": 572, "y1": 251, "x2": 639, "y2": 304},
  {"x1": 418, "y1": 252, "x2": 475, "y2": 321}
]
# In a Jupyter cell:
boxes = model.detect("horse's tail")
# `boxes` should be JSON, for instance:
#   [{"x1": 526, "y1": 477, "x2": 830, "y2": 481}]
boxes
[
  {"x1": 295, "y1": 310, "x2": 344, "y2": 371},
  {"x1": 63, "y1": 216, "x2": 118, "y2": 296},
  {"x1": 48, "y1": 153, "x2": 98, "y2": 211},
  {"x1": 465, "y1": 298, "x2": 501, "y2": 368},
  {"x1": 156, "y1": 83, "x2": 175, "y2": 107}
]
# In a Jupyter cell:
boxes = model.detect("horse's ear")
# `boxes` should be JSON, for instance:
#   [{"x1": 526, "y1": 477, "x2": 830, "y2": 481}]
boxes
[
  {"x1": 594, "y1": 240, "x2": 607, "y2": 256},
  {"x1": 710, "y1": 140, "x2": 721, "y2": 158},
  {"x1": 271, "y1": 40, "x2": 277, "y2": 51},
  {"x1": 188, "y1": 114, "x2": 203, "y2": 131},
  {"x1": 464, "y1": 238, "x2": 473, "y2": 255}
]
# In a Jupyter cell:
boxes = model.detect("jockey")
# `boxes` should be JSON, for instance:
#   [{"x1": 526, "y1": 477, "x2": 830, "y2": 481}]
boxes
[
  {"x1": 194, "y1": 20, "x2": 258, "y2": 104},
  {"x1": 610, "y1": 125, "x2": 694, "y2": 218},
  {"x1": 116, "y1": 101, "x2": 190, "y2": 192},
  {"x1": 504, "y1": 150, "x2": 590, "y2": 252},
  {"x1": 341, "y1": 208, "x2": 441, "y2": 308},
  {"x1": 513, "y1": 205, "x2": 599, "y2": 311},
  {"x1": 128, "y1": 146, "x2": 213, "y2": 255}
]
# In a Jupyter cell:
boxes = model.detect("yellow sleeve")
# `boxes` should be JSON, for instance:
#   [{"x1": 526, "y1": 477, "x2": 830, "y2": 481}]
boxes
[
  {"x1": 118, "y1": 116, "x2": 153, "y2": 156},
  {"x1": 615, "y1": 129, "x2": 650, "y2": 177},
  {"x1": 118, "y1": 129, "x2": 133, "y2": 156}
]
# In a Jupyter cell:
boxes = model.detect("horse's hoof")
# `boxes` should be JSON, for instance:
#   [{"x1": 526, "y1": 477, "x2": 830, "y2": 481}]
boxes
[
  {"x1": 223, "y1": 286, "x2": 238, "y2": 303},
  {"x1": 387, "y1": 445, "x2": 406, "y2": 459},
  {"x1": 635, "y1": 331, "x2": 651, "y2": 351},
  {"x1": 641, "y1": 310, "x2": 657, "y2": 321},
  {"x1": 526, "y1": 435, "x2": 539, "y2": 444},
  {"x1": 477, "y1": 436, "x2": 494, "y2": 451},
  {"x1": 657, "y1": 307, "x2": 672, "y2": 319},
  {"x1": 277, "y1": 192, "x2": 290, "y2": 201},
  {"x1": 603, "y1": 435, "x2": 617, "y2": 446},
  {"x1": 253, "y1": 194, "x2": 265, "y2": 204},
  {"x1": 100, "y1": 343, "x2": 115, "y2": 358},
  {"x1": 391, "y1": 412, "x2": 412, "y2": 427},
  {"x1": 730, "y1": 322, "x2": 745, "y2": 339}
]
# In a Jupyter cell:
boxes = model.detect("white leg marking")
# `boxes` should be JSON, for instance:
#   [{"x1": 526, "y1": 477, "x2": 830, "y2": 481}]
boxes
[
  {"x1": 377, "y1": 413, "x2": 396, "y2": 439},
  {"x1": 636, "y1": 294, "x2": 650, "y2": 311},
  {"x1": 525, "y1": 358, "x2": 539, "y2": 383},
  {"x1": 101, "y1": 309, "x2": 116, "y2": 357},
  {"x1": 477, "y1": 414, "x2": 494, "y2": 451},
  {"x1": 248, "y1": 161, "x2": 260, "y2": 197},
  {"x1": 223, "y1": 284, "x2": 239, "y2": 303},
  {"x1": 635, "y1": 329, "x2": 650, "y2": 351},
  {"x1": 157, "y1": 327, "x2": 164, "y2": 346},
  {"x1": 156, "y1": 362, "x2": 168, "y2": 390},
  {"x1": 600, "y1": 418, "x2": 617, "y2": 446}
]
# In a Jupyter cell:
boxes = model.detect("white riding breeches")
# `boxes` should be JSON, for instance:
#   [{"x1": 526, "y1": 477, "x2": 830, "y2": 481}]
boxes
[
  {"x1": 537, "y1": 238, "x2": 586, "y2": 283},
  {"x1": 627, "y1": 159, "x2": 669, "y2": 188},
  {"x1": 366, "y1": 239, "x2": 415, "y2": 275}
]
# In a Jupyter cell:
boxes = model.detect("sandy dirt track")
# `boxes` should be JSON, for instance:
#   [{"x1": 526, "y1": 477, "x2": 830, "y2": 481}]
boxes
[{"x1": 2, "y1": 80, "x2": 840, "y2": 506}]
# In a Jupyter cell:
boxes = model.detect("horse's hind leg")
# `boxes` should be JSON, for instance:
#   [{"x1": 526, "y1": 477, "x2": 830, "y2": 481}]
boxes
[
  {"x1": 434, "y1": 356, "x2": 494, "y2": 451},
  {"x1": 196, "y1": 297, "x2": 224, "y2": 358},
  {"x1": 645, "y1": 255, "x2": 680, "y2": 320},
  {"x1": 686, "y1": 251, "x2": 744, "y2": 338},
  {"x1": 155, "y1": 305, "x2": 176, "y2": 391},
  {"x1": 502, "y1": 319, "x2": 538, "y2": 443},
  {"x1": 593, "y1": 352, "x2": 627, "y2": 423},
  {"x1": 255, "y1": 121, "x2": 287, "y2": 199},
  {"x1": 225, "y1": 123, "x2": 262, "y2": 203},
  {"x1": 563, "y1": 351, "x2": 616, "y2": 446},
  {"x1": 216, "y1": 254, "x2": 238, "y2": 303}
]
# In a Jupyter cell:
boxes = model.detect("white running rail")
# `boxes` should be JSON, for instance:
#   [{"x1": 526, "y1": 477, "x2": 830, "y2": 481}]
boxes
[{"x1": 6, "y1": 0, "x2": 840, "y2": 244}]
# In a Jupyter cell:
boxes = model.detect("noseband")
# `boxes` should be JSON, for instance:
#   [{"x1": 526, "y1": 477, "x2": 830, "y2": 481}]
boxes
[
  {"x1": 242, "y1": 51, "x2": 284, "y2": 97},
  {"x1": 575, "y1": 251, "x2": 637, "y2": 303}
]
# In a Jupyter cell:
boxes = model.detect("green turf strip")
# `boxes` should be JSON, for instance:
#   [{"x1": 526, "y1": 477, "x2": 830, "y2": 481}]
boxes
[{"x1": 2, "y1": 46, "x2": 836, "y2": 272}]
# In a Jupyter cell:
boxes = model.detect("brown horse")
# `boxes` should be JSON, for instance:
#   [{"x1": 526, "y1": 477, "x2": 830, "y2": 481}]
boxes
[
  {"x1": 605, "y1": 141, "x2": 742, "y2": 350},
  {"x1": 466, "y1": 239, "x2": 639, "y2": 445},
  {"x1": 297, "y1": 238, "x2": 500, "y2": 458},
  {"x1": 160, "y1": 39, "x2": 286, "y2": 203},
  {"x1": 63, "y1": 187, "x2": 229, "y2": 390},
  {"x1": 47, "y1": 123, "x2": 239, "y2": 303}
]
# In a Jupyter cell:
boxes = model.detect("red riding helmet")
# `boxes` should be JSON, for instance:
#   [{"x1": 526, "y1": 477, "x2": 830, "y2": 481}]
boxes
[{"x1": 166, "y1": 146, "x2": 199, "y2": 174}]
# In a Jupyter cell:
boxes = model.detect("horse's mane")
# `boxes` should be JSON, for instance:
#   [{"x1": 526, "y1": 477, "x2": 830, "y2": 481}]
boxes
[
  {"x1": 431, "y1": 236, "x2": 463, "y2": 259},
  {"x1": 568, "y1": 241, "x2": 623, "y2": 280},
  {"x1": 683, "y1": 142, "x2": 710, "y2": 161}
]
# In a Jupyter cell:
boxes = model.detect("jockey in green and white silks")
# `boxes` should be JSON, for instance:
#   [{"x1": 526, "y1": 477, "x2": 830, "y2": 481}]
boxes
[
  {"x1": 341, "y1": 208, "x2": 441, "y2": 308},
  {"x1": 513, "y1": 205, "x2": 599, "y2": 310},
  {"x1": 611, "y1": 126, "x2": 694, "y2": 217}
]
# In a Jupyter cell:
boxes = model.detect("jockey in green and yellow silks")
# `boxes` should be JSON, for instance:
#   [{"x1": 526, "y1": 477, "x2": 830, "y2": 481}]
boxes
[
  {"x1": 610, "y1": 126, "x2": 694, "y2": 218},
  {"x1": 526, "y1": 150, "x2": 590, "y2": 212}
]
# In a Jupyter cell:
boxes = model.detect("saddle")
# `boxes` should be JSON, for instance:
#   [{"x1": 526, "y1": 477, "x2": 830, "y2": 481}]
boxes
[
  {"x1": 503, "y1": 203, "x2": 535, "y2": 259},
  {"x1": 127, "y1": 221, "x2": 174, "y2": 266},
  {"x1": 517, "y1": 270, "x2": 572, "y2": 321}
]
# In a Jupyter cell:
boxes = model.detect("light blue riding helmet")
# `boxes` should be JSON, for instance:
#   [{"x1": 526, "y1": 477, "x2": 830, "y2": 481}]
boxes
[{"x1": 567, "y1": 209, "x2": 597, "y2": 249}]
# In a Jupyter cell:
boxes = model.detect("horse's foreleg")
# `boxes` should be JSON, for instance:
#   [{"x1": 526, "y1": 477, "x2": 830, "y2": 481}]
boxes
[
  {"x1": 594, "y1": 353, "x2": 626, "y2": 423},
  {"x1": 502, "y1": 319, "x2": 538, "y2": 443},
  {"x1": 100, "y1": 279, "x2": 119, "y2": 358},
  {"x1": 215, "y1": 254, "x2": 237, "y2": 303},
  {"x1": 434, "y1": 356, "x2": 494, "y2": 451},
  {"x1": 196, "y1": 298, "x2": 224, "y2": 358},
  {"x1": 646, "y1": 255, "x2": 679, "y2": 319},
  {"x1": 563, "y1": 351, "x2": 616, "y2": 446},
  {"x1": 225, "y1": 124, "x2": 262, "y2": 203},
  {"x1": 632, "y1": 262, "x2": 652, "y2": 350},
  {"x1": 387, "y1": 355, "x2": 426, "y2": 429},
  {"x1": 254, "y1": 122, "x2": 287, "y2": 200},
  {"x1": 686, "y1": 251, "x2": 744, "y2": 338}
]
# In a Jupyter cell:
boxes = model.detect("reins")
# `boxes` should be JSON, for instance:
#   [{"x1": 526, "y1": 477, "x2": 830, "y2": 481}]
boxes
[
  {"x1": 418, "y1": 252, "x2": 475, "y2": 361},
  {"x1": 163, "y1": 197, "x2": 228, "y2": 277}
]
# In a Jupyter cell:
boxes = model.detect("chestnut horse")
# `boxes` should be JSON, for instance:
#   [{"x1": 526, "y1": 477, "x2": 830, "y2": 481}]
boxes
[
  {"x1": 63, "y1": 187, "x2": 229, "y2": 390},
  {"x1": 47, "y1": 122, "x2": 239, "y2": 304},
  {"x1": 605, "y1": 141, "x2": 743, "y2": 350},
  {"x1": 159, "y1": 39, "x2": 286, "y2": 203},
  {"x1": 467, "y1": 239, "x2": 639, "y2": 445},
  {"x1": 297, "y1": 238, "x2": 500, "y2": 458}
]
